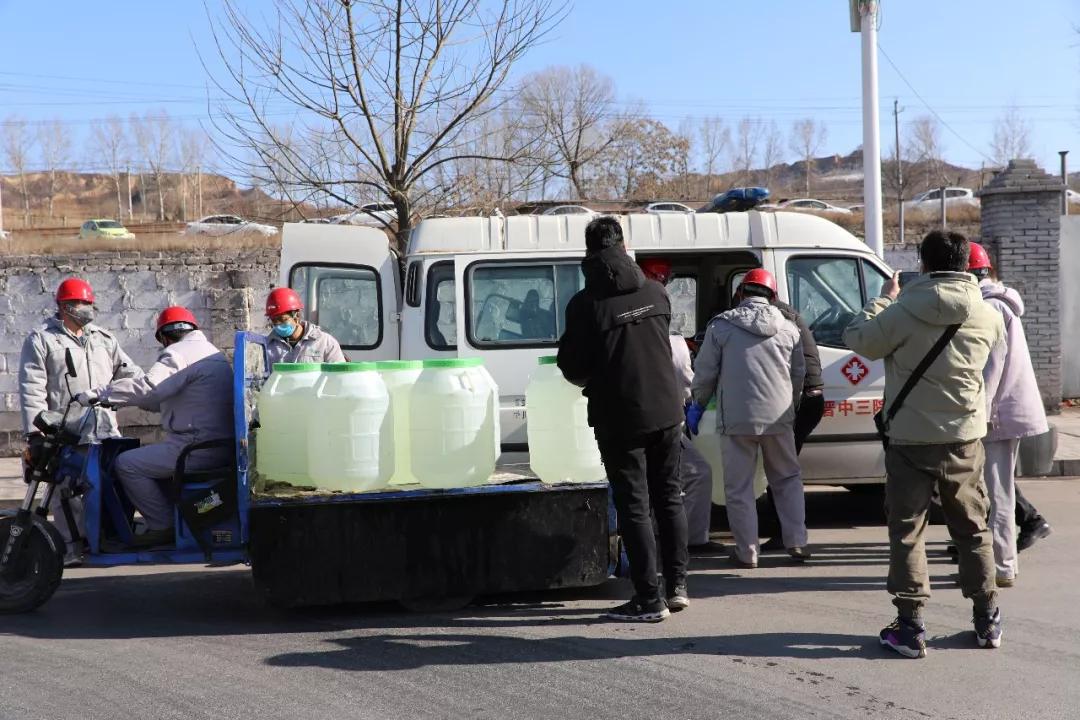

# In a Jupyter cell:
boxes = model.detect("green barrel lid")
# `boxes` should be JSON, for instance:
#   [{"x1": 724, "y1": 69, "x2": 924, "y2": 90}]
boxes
[
  {"x1": 706, "y1": 400, "x2": 717, "y2": 410},
  {"x1": 272, "y1": 362, "x2": 321, "y2": 373},
  {"x1": 422, "y1": 357, "x2": 483, "y2": 369},
  {"x1": 321, "y1": 361, "x2": 377, "y2": 372},
  {"x1": 538, "y1": 356, "x2": 558, "y2": 366},
  {"x1": 376, "y1": 360, "x2": 424, "y2": 371}
]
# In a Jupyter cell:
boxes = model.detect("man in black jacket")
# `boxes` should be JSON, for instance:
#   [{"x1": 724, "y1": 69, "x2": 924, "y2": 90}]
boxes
[{"x1": 558, "y1": 216, "x2": 688, "y2": 622}]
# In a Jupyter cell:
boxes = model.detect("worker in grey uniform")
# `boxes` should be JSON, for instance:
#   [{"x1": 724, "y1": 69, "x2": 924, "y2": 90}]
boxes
[
  {"x1": 19, "y1": 277, "x2": 142, "y2": 565},
  {"x1": 78, "y1": 306, "x2": 234, "y2": 548},
  {"x1": 687, "y1": 268, "x2": 809, "y2": 568},
  {"x1": 263, "y1": 287, "x2": 346, "y2": 365}
]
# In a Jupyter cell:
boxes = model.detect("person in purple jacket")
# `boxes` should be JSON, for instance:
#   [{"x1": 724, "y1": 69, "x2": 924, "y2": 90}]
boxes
[{"x1": 969, "y1": 243, "x2": 1050, "y2": 587}]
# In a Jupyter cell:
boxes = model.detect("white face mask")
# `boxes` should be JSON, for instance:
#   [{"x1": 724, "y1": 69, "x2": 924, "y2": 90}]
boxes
[{"x1": 64, "y1": 304, "x2": 95, "y2": 327}]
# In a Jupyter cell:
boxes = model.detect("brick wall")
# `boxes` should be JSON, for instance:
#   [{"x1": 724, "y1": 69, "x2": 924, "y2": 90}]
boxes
[
  {"x1": 0, "y1": 249, "x2": 280, "y2": 454},
  {"x1": 979, "y1": 159, "x2": 1064, "y2": 412}
]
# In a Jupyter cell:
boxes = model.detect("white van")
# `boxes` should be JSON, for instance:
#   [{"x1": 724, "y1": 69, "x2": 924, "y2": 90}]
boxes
[{"x1": 279, "y1": 210, "x2": 892, "y2": 488}]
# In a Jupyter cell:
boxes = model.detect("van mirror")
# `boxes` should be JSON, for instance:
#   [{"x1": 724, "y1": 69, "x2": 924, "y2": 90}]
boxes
[{"x1": 64, "y1": 349, "x2": 77, "y2": 378}]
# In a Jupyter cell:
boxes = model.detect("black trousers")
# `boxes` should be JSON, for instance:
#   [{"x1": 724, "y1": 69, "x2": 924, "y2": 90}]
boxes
[
  {"x1": 1015, "y1": 485, "x2": 1045, "y2": 531},
  {"x1": 598, "y1": 425, "x2": 688, "y2": 602},
  {"x1": 763, "y1": 393, "x2": 826, "y2": 535}
]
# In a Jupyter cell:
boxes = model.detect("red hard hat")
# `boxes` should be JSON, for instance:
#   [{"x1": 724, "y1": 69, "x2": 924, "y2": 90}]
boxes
[
  {"x1": 741, "y1": 268, "x2": 777, "y2": 295},
  {"x1": 55, "y1": 278, "x2": 95, "y2": 304},
  {"x1": 639, "y1": 258, "x2": 673, "y2": 284},
  {"x1": 265, "y1": 287, "x2": 303, "y2": 317},
  {"x1": 968, "y1": 242, "x2": 992, "y2": 271},
  {"x1": 155, "y1": 306, "x2": 198, "y2": 333}
]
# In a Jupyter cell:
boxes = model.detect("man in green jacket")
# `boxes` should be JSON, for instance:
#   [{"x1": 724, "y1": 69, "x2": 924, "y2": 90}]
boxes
[{"x1": 843, "y1": 230, "x2": 1005, "y2": 658}]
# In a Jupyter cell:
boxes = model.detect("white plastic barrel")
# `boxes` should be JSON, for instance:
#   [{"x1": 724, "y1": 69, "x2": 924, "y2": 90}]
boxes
[
  {"x1": 308, "y1": 362, "x2": 393, "y2": 492},
  {"x1": 256, "y1": 362, "x2": 322, "y2": 486},
  {"x1": 410, "y1": 358, "x2": 498, "y2": 489},
  {"x1": 692, "y1": 402, "x2": 767, "y2": 505},
  {"x1": 376, "y1": 360, "x2": 423, "y2": 486},
  {"x1": 526, "y1": 356, "x2": 606, "y2": 484}
]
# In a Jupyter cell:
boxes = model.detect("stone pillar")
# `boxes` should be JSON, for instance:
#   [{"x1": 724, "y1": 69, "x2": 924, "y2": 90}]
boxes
[{"x1": 978, "y1": 159, "x2": 1064, "y2": 413}]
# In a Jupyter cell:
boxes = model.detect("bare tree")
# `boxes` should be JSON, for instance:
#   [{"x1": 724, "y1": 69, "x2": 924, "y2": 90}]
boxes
[
  {"x1": 675, "y1": 117, "x2": 694, "y2": 200},
  {"x1": 2, "y1": 117, "x2": 34, "y2": 226},
  {"x1": 759, "y1": 120, "x2": 784, "y2": 189},
  {"x1": 37, "y1": 119, "x2": 70, "y2": 219},
  {"x1": 698, "y1": 116, "x2": 730, "y2": 196},
  {"x1": 519, "y1": 64, "x2": 635, "y2": 199},
  {"x1": 598, "y1": 118, "x2": 686, "y2": 200},
  {"x1": 909, "y1": 115, "x2": 946, "y2": 188},
  {"x1": 732, "y1": 117, "x2": 763, "y2": 186},
  {"x1": 91, "y1": 115, "x2": 128, "y2": 221},
  {"x1": 789, "y1": 118, "x2": 827, "y2": 197},
  {"x1": 177, "y1": 127, "x2": 210, "y2": 221},
  {"x1": 207, "y1": 0, "x2": 565, "y2": 244},
  {"x1": 990, "y1": 104, "x2": 1032, "y2": 167},
  {"x1": 131, "y1": 110, "x2": 175, "y2": 220}
]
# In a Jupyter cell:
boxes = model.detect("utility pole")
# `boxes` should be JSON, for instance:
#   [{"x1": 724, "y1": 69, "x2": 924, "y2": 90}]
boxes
[
  {"x1": 126, "y1": 165, "x2": 133, "y2": 220},
  {"x1": 851, "y1": 0, "x2": 884, "y2": 257},
  {"x1": 1060, "y1": 151, "x2": 1069, "y2": 216},
  {"x1": 894, "y1": 98, "x2": 904, "y2": 245},
  {"x1": 940, "y1": 185, "x2": 947, "y2": 229},
  {"x1": 197, "y1": 165, "x2": 203, "y2": 218}
]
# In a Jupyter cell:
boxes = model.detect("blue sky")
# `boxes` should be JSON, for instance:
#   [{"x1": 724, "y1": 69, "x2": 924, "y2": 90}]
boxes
[{"x1": 0, "y1": 0, "x2": 1077, "y2": 176}]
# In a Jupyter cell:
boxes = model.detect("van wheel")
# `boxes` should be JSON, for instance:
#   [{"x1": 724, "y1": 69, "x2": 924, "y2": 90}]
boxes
[{"x1": 0, "y1": 517, "x2": 64, "y2": 614}]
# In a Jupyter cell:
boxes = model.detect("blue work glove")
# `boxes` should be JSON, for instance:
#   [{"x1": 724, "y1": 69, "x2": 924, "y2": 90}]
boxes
[{"x1": 685, "y1": 402, "x2": 705, "y2": 436}]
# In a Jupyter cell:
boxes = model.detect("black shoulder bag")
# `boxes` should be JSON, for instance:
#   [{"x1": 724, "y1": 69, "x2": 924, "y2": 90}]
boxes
[{"x1": 873, "y1": 323, "x2": 961, "y2": 450}]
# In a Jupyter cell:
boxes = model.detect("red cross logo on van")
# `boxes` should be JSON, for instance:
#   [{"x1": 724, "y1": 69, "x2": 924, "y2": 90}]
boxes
[{"x1": 842, "y1": 357, "x2": 869, "y2": 385}]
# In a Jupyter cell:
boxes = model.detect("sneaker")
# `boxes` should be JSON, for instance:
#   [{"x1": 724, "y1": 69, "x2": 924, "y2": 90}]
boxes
[
  {"x1": 603, "y1": 597, "x2": 670, "y2": 623},
  {"x1": 879, "y1": 617, "x2": 927, "y2": 658},
  {"x1": 130, "y1": 527, "x2": 175, "y2": 548},
  {"x1": 666, "y1": 584, "x2": 689, "y2": 612},
  {"x1": 787, "y1": 546, "x2": 812, "y2": 563},
  {"x1": 1017, "y1": 521, "x2": 1052, "y2": 552},
  {"x1": 687, "y1": 540, "x2": 727, "y2": 555},
  {"x1": 63, "y1": 549, "x2": 84, "y2": 568},
  {"x1": 760, "y1": 536, "x2": 785, "y2": 552},
  {"x1": 974, "y1": 608, "x2": 1003, "y2": 648},
  {"x1": 946, "y1": 543, "x2": 958, "y2": 562},
  {"x1": 996, "y1": 574, "x2": 1017, "y2": 588}
]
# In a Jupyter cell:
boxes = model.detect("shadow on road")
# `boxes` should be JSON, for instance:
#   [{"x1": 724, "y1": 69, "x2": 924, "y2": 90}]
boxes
[{"x1": 262, "y1": 630, "x2": 896, "y2": 671}]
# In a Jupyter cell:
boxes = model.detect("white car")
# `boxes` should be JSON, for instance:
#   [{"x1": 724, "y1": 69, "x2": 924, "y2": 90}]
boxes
[
  {"x1": 644, "y1": 202, "x2": 695, "y2": 214},
  {"x1": 332, "y1": 203, "x2": 398, "y2": 227},
  {"x1": 184, "y1": 215, "x2": 279, "y2": 237},
  {"x1": 778, "y1": 198, "x2": 853, "y2": 215},
  {"x1": 541, "y1": 205, "x2": 598, "y2": 217},
  {"x1": 904, "y1": 187, "x2": 979, "y2": 210}
]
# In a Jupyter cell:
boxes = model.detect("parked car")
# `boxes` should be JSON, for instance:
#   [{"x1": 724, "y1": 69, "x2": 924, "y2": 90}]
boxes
[
  {"x1": 331, "y1": 202, "x2": 398, "y2": 227},
  {"x1": 904, "y1": 187, "x2": 979, "y2": 211},
  {"x1": 541, "y1": 205, "x2": 598, "y2": 217},
  {"x1": 79, "y1": 219, "x2": 135, "y2": 241},
  {"x1": 778, "y1": 198, "x2": 853, "y2": 215},
  {"x1": 699, "y1": 187, "x2": 770, "y2": 213},
  {"x1": 644, "y1": 201, "x2": 695, "y2": 214},
  {"x1": 184, "y1": 215, "x2": 279, "y2": 237}
]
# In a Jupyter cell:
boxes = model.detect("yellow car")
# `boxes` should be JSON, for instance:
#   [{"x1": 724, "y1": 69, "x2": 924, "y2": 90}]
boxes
[{"x1": 79, "y1": 219, "x2": 135, "y2": 241}]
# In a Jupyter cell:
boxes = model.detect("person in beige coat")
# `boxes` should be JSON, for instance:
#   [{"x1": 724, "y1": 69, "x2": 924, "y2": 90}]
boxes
[{"x1": 844, "y1": 230, "x2": 1005, "y2": 658}]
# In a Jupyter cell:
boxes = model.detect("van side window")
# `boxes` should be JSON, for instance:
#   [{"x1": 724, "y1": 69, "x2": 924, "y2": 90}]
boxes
[
  {"x1": 425, "y1": 261, "x2": 457, "y2": 350},
  {"x1": 289, "y1": 264, "x2": 382, "y2": 349},
  {"x1": 405, "y1": 261, "x2": 421, "y2": 308},
  {"x1": 861, "y1": 260, "x2": 891, "y2": 301},
  {"x1": 786, "y1": 257, "x2": 862, "y2": 348},
  {"x1": 667, "y1": 276, "x2": 697, "y2": 337},
  {"x1": 467, "y1": 262, "x2": 584, "y2": 347}
]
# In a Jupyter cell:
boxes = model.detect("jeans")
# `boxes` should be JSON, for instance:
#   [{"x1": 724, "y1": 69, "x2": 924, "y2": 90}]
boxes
[
  {"x1": 598, "y1": 425, "x2": 688, "y2": 602},
  {"x1": 884, "y1": 441, "x2": 997, "y2": 619},
  {"x1": 982, "y1": 438, "x2": 1020, "y2": 580}
]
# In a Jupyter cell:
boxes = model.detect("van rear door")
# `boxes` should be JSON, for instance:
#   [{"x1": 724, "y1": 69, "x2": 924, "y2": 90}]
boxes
[
  {"x1": 279, "y1": 223, "x2": 401, "y2": 361},
  {"x1": 452, "y1": 251, "x2": 584, "y2": 448}
]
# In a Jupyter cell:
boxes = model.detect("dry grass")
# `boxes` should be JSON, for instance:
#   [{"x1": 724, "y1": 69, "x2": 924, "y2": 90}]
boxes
[{"x1": 0, "y1": 231, "x2": 282, "y2": 256}]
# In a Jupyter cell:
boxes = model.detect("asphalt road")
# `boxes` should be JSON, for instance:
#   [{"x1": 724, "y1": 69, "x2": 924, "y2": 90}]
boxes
[{"x1": 2, "y1": 480, "x2": 1078, "y2": 720}]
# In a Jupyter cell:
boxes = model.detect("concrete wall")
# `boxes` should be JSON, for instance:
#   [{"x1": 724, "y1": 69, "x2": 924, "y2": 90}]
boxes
[
  {"x1": 1062, "y1": 216, "x2": 1080, "y2": 399},
  {"x1": 0, "y1": 249, "x2": 279, "y2": 454},
  {"x1": 979, "y1": 160, "x2": 1064, "y2": 412}
]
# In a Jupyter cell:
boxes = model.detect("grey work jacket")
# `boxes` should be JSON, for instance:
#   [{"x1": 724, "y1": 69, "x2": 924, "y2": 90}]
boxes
[
  {"x1": 265, "y1": 323, "x2": 346, "y2": 366},
  {"x1": 100, "y1": 330, "x2": 235, "y2": 445},
  {"x1": 19, "y1": 317, "x2": 142, "y2": 443}
]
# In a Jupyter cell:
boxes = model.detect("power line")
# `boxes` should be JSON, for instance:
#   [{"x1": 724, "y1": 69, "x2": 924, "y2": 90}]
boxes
[{"x1": 877, "y1": 44, "x2": 996, "y2": 165}]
